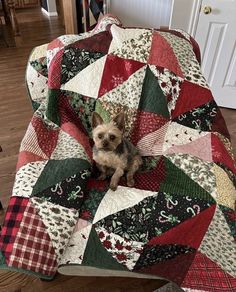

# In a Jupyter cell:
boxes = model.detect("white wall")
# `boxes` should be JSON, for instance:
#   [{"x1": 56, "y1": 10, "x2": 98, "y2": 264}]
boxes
[{"x1": 107, "y1": 0, "x2": 173, "y2": 29}]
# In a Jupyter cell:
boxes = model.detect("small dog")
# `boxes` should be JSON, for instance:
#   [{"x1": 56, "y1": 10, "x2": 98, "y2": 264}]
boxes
[{"x1": 92, "y1": 111, "x2": 142, "y2": 191}]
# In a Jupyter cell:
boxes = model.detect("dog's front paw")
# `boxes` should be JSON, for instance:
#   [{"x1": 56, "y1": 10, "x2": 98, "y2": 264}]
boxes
[
  {"x1": 127, "y1": 178, "x2": 134, "y2": 187},
  {"x1": 98, "y1": 173, "x2": 107, "y2": 180},
  {"x1": 109, "y1": 183, "x2": 117, "y2": 191}
]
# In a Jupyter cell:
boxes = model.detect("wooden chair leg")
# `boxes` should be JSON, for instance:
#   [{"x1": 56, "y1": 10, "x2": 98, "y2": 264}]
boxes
[{"x1": 7, "y1": 0, "x2": 20, "y2": 36}]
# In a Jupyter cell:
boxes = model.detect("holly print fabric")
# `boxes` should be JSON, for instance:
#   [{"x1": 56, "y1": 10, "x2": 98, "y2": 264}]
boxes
[{"x1": 0, "y1": 15, "x2": 236, "y2": 292}]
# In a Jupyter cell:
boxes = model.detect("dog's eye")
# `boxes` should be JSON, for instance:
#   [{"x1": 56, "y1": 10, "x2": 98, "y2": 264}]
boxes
[
  {"x1": 98, "y1": 133, "x2": 103, "y2": 139},
  {"x1": 109, "y1": 134, "x2": 116, "y2": 141}
]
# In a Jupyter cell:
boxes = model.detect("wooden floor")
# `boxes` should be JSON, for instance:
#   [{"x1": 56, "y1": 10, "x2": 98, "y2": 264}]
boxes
[{"x1": 0, "y1": 7, "x2": 235, "y2": 292}]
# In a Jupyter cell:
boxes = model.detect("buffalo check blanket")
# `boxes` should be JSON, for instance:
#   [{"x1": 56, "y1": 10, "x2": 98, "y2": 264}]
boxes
[{"x1": 0, "y1": 15, "x2": 236, "y2": 291}]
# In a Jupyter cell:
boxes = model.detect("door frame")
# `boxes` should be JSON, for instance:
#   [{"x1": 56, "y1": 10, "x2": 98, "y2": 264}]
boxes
[{"x1": 169, "y1": 0, "x2": 202, "y2": 36}]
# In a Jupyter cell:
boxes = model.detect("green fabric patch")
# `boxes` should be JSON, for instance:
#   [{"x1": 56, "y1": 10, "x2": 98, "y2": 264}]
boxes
[
  {"x1": 160, "y1": 157, "x2": 215, "y2": 203},
  {"x1": 67, "y1": 91, "x2": 96, "y2": 136},
  {"x1": 80, "y1": 189, "x2": 108, "y2": 223},
  {"x1": 32, "y1": 158, "x2": 91, "y2": 196},
  {"x1": 0, "y1": 250, "x2": 6, "y2": 265},
  {"x1": 46, "y1": 89, "x2": 60, "y2": 126},
  {"x1": 82, "y1": 227, "x2": 127, "y2": 271},
  {"x1": 139, "y1": 66, "x2": 169, "y2": 118},
  {"x1": 95, "y1": 100, "x2": 110, "y2": 123}
]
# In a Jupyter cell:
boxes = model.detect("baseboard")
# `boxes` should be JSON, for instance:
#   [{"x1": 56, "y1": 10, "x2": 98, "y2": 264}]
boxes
[{"x1": 41, "y1": 7, "x2": 58, "y2": 17}]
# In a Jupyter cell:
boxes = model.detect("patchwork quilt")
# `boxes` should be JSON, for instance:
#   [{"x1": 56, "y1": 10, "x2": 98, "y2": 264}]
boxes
[{"x1": 0, "y1": 15, "x2": 236, "y2": 291}]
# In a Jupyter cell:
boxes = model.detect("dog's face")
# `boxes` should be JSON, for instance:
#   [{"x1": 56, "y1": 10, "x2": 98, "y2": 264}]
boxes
[{"x1": 92, "y1": 112, "x2": 125, "y2": 151}]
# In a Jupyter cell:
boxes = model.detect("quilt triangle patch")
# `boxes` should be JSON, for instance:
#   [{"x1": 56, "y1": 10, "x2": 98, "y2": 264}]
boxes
[
  {"x1": 148, "y1": 205, "x2": 216, "y2": 249},
  {"x1": 172, "y1": 100, "x2": 218, "y2": 132},
  {"x1": 82, "y1": 227, "x2": 127, "y2": 271},
  {"x1": 7, "y1": 199, "x2": 58, "y2": 276},
  {"x1": 48, "y1": 48, "x2": 64, "y2": 89},
  {"x1": 166, "y1": 153, "x2": 217, "y2": 198},
  {"x1": 70, "y1": 30, "x2": 112, "y2": 54},
  {"x1": 63, "y1": 55, "x2": 107, "y2": 98},
  {"x1": 93, "y1": 186, "x2": 156, "y2": 224},
  {"x1": 211, "y1": 133, "x2": 236, "y2": 174},
  {"x1": 0, "y1": 197, "x2": 29, "y2": 261},
  {"x1": 31, "y1": 197, "x2": 78, "y2": 261},
  {"x1": 181, "y1": 252, "x2": 236, "y2": 291},
  {"x1": 130, "y1": 110, "x2": 170, "y2": 146},
  {"x1": 138, "y1": 66, "x2": 170, "y2": 117},
  {"x1": 131, "y1": 156, "x2": 166, "y2": 192},
  {"x1": 109, "y1": 25, "x2": 149, "y2": 53},
  {"x1": 112, "y1": 30, "x2": 153, "y2": 63},
  {"x1": 98, "y1": 54, "x2": 145, "y2": 97},
  {"x1": 19, "y1": 122, "x2": 49, "y2": 160},
  {"x1": 172, "y1": 81, "x2": 213, "y2": 119},
  {"x1": 99, "y1": 66, "x2": 146, "y2": 109},
  {"x1": 61, "y1": 48, "x2": 105, "y2": 85},
  {"x1": 51, "y1": 129, "x2": 90, "y2": 162},
  {"x1": 148, "y1": 31, "x2": 184, "y2": 78},
  {"x1": 211, "y1": 108, "x2": 230, "y2": 140},
  {"x1": 32, "y1": 158, "x2": 91, "y2": 196},
  {"x1": 134, "y1": 251, "x2": 196, "y2": 286},
  {"x1": 13, "y1": 161, "x2": 47, "y2": 197},
  {"x1": 31, "y1": 116, "x2": 59, "y2": 158},
  {"x1": 160, "y1": 157, "x2": 215, "y2": 203},
  {"x1": 134, "y1": 243, "x2": 195, "y2": 271},
  {"x1": 136, "y1": 123, "x2": 170, "y2": 156},
  {"x1": 16, "y1": 151, "x2": 47, "y2": 171},
  {"x1": 165, "y1": 133, "x2": 212, "y2": 162}
]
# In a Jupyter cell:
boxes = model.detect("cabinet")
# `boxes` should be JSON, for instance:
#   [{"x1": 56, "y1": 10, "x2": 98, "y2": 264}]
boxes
[{"x1": 14, "y1": 0, "x2": 40, "y2": 8}]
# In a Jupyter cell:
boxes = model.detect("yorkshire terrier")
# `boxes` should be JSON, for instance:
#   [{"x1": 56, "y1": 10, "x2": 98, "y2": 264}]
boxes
[{"x1": 92, "y1": 111, "x2": 142, "y2": 191}]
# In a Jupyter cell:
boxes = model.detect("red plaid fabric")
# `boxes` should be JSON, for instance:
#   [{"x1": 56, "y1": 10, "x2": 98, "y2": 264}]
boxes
[
  {"x1": 0, "y1": 197, "x2": 28, "y2": 260},
  {"x1": 48, "y1": 49, "x2": 64, "y2": 89},
  {"x1": 7, "y1": 200, "x2": 57, "y2": 276},
  {"x1": 182, "y1": 252, "x2": 236, "y2": 291}
]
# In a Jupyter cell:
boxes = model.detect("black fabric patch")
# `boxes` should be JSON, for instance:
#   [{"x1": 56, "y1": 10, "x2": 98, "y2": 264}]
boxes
[
  {"x1": 173, "y1": 100, "x2": 217, "y2": 132},
  {"x1": 134, "y1": 244, "x2": 195, "y2": 270},
  {"x1": 61, "y1": 48, "x2": 104, "y2": 84},
  {"x1": 34, "y1": 170, "x2": 90, "y2": 210}
]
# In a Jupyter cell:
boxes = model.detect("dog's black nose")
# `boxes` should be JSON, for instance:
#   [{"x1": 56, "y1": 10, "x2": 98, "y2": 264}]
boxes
[{"x1": 103, "y1": 140, "x2": 109, "y2": 148}]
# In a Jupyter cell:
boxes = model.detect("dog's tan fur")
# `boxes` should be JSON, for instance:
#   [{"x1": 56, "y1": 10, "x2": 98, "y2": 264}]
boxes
[{"x1": 92, "y1": 112, "x2": 142, "y2": 191}]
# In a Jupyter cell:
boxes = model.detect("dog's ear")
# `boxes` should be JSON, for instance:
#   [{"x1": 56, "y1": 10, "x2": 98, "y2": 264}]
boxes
[
  {"x1": 92, "y1": 112, "x2": 104, "y2": 128},
  {"x1": 113, "y1": 112, "x2": 125, "y2": 132}
]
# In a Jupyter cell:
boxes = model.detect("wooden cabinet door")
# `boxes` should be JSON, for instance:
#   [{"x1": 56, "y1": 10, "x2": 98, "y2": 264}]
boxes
[
  {"x1": 22, "y1": 0, "x2": 39, "y2": 8},
  {"x1": 15, "y1": 0, "x2": 39, "y2": 8}
]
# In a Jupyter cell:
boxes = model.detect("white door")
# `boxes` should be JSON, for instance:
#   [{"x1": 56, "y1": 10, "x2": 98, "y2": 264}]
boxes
[{"x1": 195, "y1": 0, "x2": 236, "y2": 108}]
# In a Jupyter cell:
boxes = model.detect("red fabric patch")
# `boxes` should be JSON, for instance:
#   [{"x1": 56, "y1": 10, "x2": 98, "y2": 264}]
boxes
[
  {"x1": 70, "y1": 31, "x2": 112, "y2": 54},
  {"x1": 16, "y1": 151, "x2": 47, "y2": 171},
  {"x1": 6, "y1": 200, "x2": 57, "y2": 276},
  {"x1": 47, "y1": 38, "x2": 64, "y2": 50},
  {"x1": 148, "y1": 205, "x2": 216, "y2": 249},
  {"x1": 211, "y1": 108, "x2": 230, "y2": 140},
  {"x1": 61, "y1": 122, "x2": 92, "y2": 161},
  {"x1": 172, "y1": 81, "x2": 213, "y2": 118},
  {"x1": 31, "y1": 116, "x2": 59, "y2": 158},
  {"x1": 182, "y1": 252, "x2": 236, "y2": 291},
  {"x1": 136, "y1": 252, "x2": 196, "y2": 286},
  {"x1": 125, "y1": 156, "x2": 166, "y2": 191},
  {"x1": 48, "y1": 49, "x2": 64, "y2": 89},
  {"x1": 148, "y1": 32, "x2": 184, "y2": 78},
  {"x1": 130, "y1": 110, "x2": 169, "y2": 146},
  {"x1": 0, "y1": 197, "x2": 29, "y2": 260},
  {"x1": 86, "y1": 178, "x2": 109, "y2": 192},
  {"x1": 98, "y1": 54, "x2": 145, "y2": 97},
  {"x1": 211, "y1": 133, "x2": 236, "y2": 174}
]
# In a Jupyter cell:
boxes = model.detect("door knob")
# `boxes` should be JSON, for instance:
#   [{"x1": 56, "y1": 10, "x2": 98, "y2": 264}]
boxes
[{"x1": 203, "y1": 6, "x2": 212, "y2": 14}]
